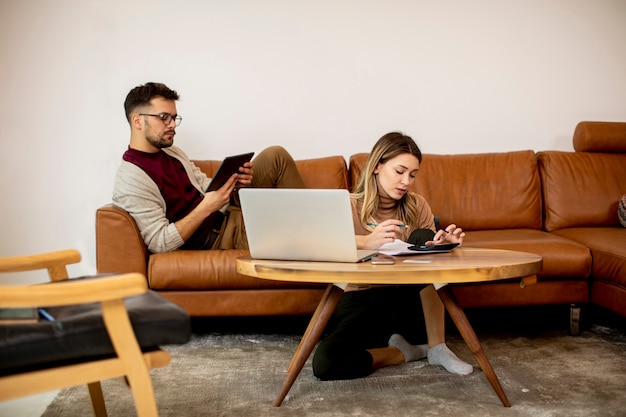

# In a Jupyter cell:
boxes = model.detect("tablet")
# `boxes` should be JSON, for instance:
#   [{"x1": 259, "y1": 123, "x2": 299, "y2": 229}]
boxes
[
  {"x1": 206, "y1": 152, "x2": 254, "y2": 192},
  {"x1": 407, "y1": 243, "x2": 460, "y2": 253}
]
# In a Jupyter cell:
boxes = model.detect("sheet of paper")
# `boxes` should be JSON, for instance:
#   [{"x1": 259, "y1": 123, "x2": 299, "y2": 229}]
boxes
[
  {"x1": 378, "y1": 239, "x2": 458, "y2": 256},
  {"x1": 378, "y1": 239, "x2": 416, "y2": 256}
]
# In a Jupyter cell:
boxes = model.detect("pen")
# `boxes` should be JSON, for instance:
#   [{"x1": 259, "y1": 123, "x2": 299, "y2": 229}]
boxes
[
  {"x1": 367, "y1": 223, "x2": 407, "y2": 229},
  {"x1": 38, "y1": 308, "x2": 55, "y2": 321}
]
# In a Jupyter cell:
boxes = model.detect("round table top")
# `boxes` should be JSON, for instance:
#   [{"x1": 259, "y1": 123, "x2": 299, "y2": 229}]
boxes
[{"x1": 236, "y1": 247, "x2": 543, "y2": 285}]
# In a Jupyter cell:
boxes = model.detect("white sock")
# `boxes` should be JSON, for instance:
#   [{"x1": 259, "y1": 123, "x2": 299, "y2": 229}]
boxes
[
  {"x1": 428, "y1": 343, "x2": 473, "y2": 375},
  {"x1": 388, "y1": 334, "x2": 428, "y2": 363}
]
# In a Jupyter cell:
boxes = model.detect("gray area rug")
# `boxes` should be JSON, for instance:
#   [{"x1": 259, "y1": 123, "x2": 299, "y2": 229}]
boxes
[{"x1": 42, "y1": 323, "x2": 626, "y2": 417}]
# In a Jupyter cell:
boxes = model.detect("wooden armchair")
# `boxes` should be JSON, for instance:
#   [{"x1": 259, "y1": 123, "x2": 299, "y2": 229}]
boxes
[{"x1": 0, "y1": 249, "x2": 191, "y2": 416}]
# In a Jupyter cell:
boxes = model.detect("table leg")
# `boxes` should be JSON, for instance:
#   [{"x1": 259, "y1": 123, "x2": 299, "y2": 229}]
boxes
[
  {"x1": 275, "y1": 283, "x2": 344, "y2": 407},
  {"x1": 436, "y1": 285, "x2": 511, "y2": 407}
]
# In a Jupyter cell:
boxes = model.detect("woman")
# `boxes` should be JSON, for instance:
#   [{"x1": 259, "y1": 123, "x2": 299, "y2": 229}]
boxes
[{"x1": 312, "y1": 132, "x2": 472, "y2": 381}]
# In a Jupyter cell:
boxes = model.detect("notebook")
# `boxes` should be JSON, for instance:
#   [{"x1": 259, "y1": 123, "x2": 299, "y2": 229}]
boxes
[{"x1": 238, "y1": 188, "x2": 378, "y2": 262}]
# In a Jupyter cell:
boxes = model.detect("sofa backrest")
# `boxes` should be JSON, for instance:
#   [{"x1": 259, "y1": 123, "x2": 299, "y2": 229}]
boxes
[
  {"x1": 539, "y1": 121, "x2": 626, "y2": 232},
  {"x1": 296, "y1": 156, "x2": 350, "y2": 189},
  {"x1": 348, "y1": 153, "x2": 368, "y2": 192},
  {"x1": 193, "y1": 155, "x2": 350, "y2": 190},
  {"x1": 349, "y1": 150, "x2": 543, "y2": 231}
]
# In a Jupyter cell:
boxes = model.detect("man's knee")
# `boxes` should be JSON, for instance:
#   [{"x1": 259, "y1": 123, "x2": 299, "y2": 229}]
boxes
[
  {"x1": 258, "y1": 145, "x2": 290, "y2": 161},
  {"x1": 251, "y1": 145, "x2": 304, "y2": 188}
]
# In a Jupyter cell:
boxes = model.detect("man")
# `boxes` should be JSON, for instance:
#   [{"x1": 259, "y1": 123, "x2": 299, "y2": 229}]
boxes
[{"x1": 113, "y1": 82, "x2": 305, "y2": 253}]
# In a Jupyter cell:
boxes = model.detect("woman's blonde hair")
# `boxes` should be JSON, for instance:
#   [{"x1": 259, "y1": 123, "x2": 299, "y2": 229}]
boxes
[{"x1": 351, "y1": 132, "x2": 423, "y2": 239}]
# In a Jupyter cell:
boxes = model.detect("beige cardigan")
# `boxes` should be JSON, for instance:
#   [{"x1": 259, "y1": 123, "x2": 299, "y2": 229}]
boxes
[{"x1": 112, "y1": 146, "x2": 212, "y2": 254}]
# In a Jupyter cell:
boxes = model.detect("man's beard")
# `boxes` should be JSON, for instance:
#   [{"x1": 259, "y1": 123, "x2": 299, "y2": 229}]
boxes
[{"x1": 145, "y1": 129, "x2": 175, "y2": 149}]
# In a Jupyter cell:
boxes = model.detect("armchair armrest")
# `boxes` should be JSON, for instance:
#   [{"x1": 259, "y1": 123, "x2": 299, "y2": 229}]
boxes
[
  {"x1": 0, "y1": 248, "x2": 147, "y2": 307},
  {"x1": 0, "y1": 273, "x2": 148, "y2": 308},
  {"x1": 0, "y1": 249, "x2": 81, "y2": 282}
]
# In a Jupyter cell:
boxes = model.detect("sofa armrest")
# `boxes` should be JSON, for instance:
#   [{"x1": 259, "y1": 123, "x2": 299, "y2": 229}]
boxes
[{"x1": 96, "y1": 204, "x2": 148, "y2": 275}]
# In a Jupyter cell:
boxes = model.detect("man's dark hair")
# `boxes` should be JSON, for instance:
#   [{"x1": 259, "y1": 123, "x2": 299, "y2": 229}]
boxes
[{"x1": 124, "y1": 82, "x2": 180, "y2": 123}]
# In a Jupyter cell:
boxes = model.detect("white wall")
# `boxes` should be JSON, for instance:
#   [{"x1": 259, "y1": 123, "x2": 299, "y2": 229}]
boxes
[{"x1": 1, "y1": 0, "x2": 625, "y2": 282}]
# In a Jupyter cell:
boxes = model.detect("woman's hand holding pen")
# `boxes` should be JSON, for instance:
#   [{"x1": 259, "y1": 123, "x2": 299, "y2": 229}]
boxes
[
  {"x1": 365, "y1": 220, "x2": 406, "y2": 248},
  {"x1": 427, "y1": 224, "x2": 465, "y2": 246}
]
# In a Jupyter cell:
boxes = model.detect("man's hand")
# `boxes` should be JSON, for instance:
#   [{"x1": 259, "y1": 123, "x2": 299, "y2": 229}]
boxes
[
  {"x1": 235, "y1": 161, "x2": 254, "y2": 187},
  {"x1": 174, "y1": 175, "x2": 237, "y2": 241},
  {"x1": 203, "y1": 174, "x2": 238, "y2": 211}
]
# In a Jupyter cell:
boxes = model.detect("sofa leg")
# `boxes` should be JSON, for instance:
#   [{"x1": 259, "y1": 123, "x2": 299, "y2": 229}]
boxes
[{"x1": 569, "y1": 304, "x2": 581, "y2": 335}]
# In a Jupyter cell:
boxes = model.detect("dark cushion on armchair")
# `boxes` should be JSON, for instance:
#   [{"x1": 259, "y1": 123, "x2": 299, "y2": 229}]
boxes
[{"x1": 0, "y1": 288, "x2": 190, "y2": 375}]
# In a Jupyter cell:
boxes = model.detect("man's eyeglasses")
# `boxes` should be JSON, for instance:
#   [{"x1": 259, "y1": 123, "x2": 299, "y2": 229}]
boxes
[{"x1": 139, "y1": 113, "x2": 183, "y2": 126}]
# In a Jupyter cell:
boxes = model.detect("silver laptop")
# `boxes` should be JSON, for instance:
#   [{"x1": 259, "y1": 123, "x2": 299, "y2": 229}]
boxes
[{"x1": 239, "y1": 189, "x2": 378, "y2": 262}]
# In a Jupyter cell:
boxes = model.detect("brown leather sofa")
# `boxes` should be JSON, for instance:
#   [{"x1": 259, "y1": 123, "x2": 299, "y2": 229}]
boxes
[{"x1": 96, "y1": 121, "x2": 626, "y2": 329}]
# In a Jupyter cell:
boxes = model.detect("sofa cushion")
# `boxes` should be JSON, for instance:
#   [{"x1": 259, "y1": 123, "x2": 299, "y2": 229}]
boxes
[
  {"x1": 462, "y1": 229, "x2": 591, "y2": 279},
  {"x1": 296, "y1": 156, "x2": 350, "y2": 189},
  {"x1": 551, "y1": 227, "x2": 626, "y2": 289},
  {"x1": 573, "y1": 121, "x2": 626, "y2": 152},
  {"x1": 350, "y1": 151, "x2": 542, "y2": 231},
  {"x1": 538, "y1": 151, "x2": 626, "y2": 231},
  {"x1": 148, "y1": 249, "x2": 323, "y2": 291},
  {"x1": 415, "y1": 151, "x2": 543, "y2": 231},
  {"x1": 619, "y1": 194, "x2": 626, "y2": 227}
]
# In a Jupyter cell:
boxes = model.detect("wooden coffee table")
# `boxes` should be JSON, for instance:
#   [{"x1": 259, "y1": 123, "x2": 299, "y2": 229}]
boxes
[{"x1": 236, "y1": 247, "x2": 542, "y2": 407}]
